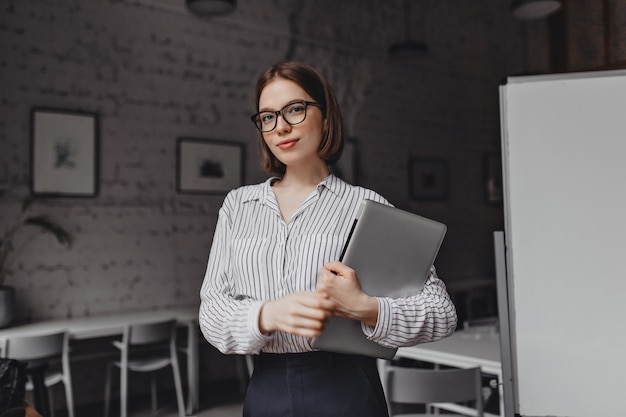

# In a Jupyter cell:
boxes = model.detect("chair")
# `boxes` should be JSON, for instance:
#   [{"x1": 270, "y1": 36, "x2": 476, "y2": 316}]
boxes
[
  {"x1": 103, "y1": 319, "x2": 184, "y2": 417},
  {"x1": 1, "y1": 331, "x2": 74, "y2": 417},
  {"x1": 380, "y1": 361, "x2": 484, "y2": 417}
]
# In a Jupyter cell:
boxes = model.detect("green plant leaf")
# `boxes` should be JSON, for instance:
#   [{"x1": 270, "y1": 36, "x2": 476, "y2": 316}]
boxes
[{"x1": 23, "y1": 215, "x2": 73, "y2": 247}]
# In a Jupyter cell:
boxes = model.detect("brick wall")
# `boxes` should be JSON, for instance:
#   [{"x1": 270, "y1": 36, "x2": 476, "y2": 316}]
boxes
[{"x1": 0, "y1": 0, "x2": 545, "y2": 407}]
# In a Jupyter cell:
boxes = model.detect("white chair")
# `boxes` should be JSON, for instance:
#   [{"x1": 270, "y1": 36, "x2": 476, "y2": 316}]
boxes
[
  {"x1": 103, "y1": 319, "x2": 185, "y2": 417},
  {"x1": 1, "y1": 331, "x2": 74, "y2": 417},
  {"x1": 381, "y1": 362, "x2": 484, "y2": 417}
]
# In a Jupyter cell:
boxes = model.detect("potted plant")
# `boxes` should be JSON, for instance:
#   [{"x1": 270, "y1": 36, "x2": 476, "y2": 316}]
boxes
[{"x1": 0, "y1": 190, "x2": 73, "y2": 327}]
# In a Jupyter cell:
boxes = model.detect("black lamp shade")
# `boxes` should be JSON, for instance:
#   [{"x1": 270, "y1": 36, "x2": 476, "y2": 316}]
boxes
[{"x1": 512, "y1": 0, "x2": 562, "y2": 19}]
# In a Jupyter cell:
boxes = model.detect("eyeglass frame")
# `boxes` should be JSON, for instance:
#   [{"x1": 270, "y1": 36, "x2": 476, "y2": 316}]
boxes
[{"x1": 250, "y1": 101, "x2": 323, "y2": 133}]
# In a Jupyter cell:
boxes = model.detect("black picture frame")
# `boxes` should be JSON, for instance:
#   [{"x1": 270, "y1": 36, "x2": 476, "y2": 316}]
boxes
[
  {"x1": 176, "y1": 137, "x2": 244, "y2": 194},
  {"x1": 30, "y1": 108, "x2": 99, "y2": 197},
  {"x1": 408, "y1": 157, "x2": 448, "y2": 201},
  {"x1": 483, "y1": 151, "x2": 503, "y2": 206}
]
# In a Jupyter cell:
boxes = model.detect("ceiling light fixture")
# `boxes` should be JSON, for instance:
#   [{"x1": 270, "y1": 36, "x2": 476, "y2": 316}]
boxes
[
  {"x1": 186, "y1": 0, "x2": 236, "y2": 16},
  {"x1": 511, "y1": 0, "x2": 562, "y2": 19},
  {"x1": 388, "y1": 0, "x2": 429, "y2": 61}
]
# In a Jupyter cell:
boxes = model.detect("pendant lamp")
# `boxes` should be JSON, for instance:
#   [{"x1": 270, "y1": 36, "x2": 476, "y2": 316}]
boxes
[
  {"x1": 388, "y1": 0, "x2": 428, "y2": 61},
  {"x1": 186, "y1": 0, "x2": 236, "y2": 16},
  {"x1": 512, "y1": 0, "x2": 562, "y2": 19}
]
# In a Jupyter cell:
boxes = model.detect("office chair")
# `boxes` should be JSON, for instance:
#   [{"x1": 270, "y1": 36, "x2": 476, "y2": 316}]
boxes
[
  {"x1": 103, "y1": 319, "x2": 185, "y2": 417},
  {"x1": 381, "y1": 361, "x2": 484, "y2": 417},
  {"x1": 1, "y1": 331, "x2": 74, "y2": 417}
]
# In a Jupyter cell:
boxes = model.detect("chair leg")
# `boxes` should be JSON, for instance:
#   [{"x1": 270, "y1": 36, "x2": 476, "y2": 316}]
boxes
[
  {"x1": 120, "y1": 366, "x2": 128, "y2": 417},
  {"x1": 171, "y1": 353, "x2": 186, "y2": 417},
  {"x1": 64, "y1": 370, "x2": 75, "y2": 417},
  {"x1": 49, "y1": 390, "x2": 55, "y2": 417}
]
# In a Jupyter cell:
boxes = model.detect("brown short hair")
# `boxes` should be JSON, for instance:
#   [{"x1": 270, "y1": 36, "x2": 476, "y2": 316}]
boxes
[{"x1": 253, "y1": 61, "x2": 344, "y2": 175}]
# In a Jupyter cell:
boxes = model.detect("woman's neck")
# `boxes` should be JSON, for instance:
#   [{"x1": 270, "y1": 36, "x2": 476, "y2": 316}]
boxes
[{"x1": 275, "y1": 163, "x2": 330, "y2": 189}]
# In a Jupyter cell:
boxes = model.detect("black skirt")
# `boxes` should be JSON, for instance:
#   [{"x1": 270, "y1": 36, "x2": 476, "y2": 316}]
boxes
[{"x1": 243, "y1": 351, "x2": 389, "y2": 417}]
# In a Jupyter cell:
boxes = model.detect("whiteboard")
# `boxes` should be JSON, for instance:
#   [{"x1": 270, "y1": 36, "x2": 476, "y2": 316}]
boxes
[{"x1": 500, "y1": 70, "x2": 626, "y2": 417}]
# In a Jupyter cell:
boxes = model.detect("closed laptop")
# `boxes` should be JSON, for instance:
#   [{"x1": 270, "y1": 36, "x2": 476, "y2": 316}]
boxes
[{"x1": 312, "y1": 199, "x2": 447, "y2": 359}]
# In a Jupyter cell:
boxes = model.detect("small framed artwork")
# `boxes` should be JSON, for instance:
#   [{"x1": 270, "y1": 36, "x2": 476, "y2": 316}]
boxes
[
  {"x1": 176, "y1": 137, "x2": 244, "y2": 194},
  {"x1": 483, "y1": 152, "x2": 503, "y2": 205},
  {"x1": 408, "y1": 157, "x2": 448, "y2": 201},
  {"x1": 30, "y1": 108, "x2": 99, "y2": 197},
  {"x1": 332, "y1": 139, "x2": 357, "y2": 184}
]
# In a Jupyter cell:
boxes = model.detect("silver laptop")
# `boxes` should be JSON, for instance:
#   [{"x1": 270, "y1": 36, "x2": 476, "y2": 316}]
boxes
[{"x1": 312, "y1": 199, "x2": 447, "y2": 359}]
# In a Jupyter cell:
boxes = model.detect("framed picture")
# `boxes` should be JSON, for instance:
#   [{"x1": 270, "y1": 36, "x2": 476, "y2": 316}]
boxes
[
  {"x1": 176, "y1": 137, "x2": 244, "y2": 194},
  {"x1": 30, "y1": 108, "x2": 99, "y2": 197},
  {"x1": 408, "y1": 157, "x2": 448, "y2": 201},
  {"x1": 483, "y1": 152, "x2": 503, "y2": 205},
  {"x1": 332, "y1": 139, "x2": 357, "y2": 184}
]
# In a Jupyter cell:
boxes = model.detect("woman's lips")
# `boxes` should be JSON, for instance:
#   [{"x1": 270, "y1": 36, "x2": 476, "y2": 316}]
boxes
[{"x1": 277, "y1": 139, "x2": 298, "y2": 150}]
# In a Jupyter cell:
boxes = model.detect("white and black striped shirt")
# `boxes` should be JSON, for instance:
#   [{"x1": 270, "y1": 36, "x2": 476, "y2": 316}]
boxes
[{"x1": 199, "y1": 174, "x2": 457, "y2": 354}]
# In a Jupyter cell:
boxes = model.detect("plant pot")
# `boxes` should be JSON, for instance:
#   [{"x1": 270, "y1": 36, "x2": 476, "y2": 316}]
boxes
[{"x1": 0, "y1": 285, "x2": 15, "y2": 328}]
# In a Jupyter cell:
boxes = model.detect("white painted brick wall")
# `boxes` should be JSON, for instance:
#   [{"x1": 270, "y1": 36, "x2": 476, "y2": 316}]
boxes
[{"x1": 0, "y1": 0, "x2": 569, "y2": 407}]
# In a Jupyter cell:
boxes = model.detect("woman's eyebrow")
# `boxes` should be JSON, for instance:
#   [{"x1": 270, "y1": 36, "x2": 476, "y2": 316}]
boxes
[{"x1": 258, "y1": 99, "x2": 306, "y2": 112}]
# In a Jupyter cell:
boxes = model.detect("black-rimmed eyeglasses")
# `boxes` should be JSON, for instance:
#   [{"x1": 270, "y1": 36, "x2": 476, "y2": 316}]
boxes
[{"x1": 250, "y1": 101, "x2": 322, "y2": 133}]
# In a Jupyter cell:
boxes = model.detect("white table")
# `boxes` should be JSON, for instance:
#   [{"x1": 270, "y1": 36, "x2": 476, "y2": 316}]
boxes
[
  {"x1": 392, "y1": 329, "x2": 503, "y2": 417},
  {"x1": 0, "y1": 306, "x2": 200, "y2": 415}
]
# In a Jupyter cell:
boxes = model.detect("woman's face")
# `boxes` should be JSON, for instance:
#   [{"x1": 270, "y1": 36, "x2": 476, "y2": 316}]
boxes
[{"x1": 258, "y1": 78, "x2": 324, "y2": 170}]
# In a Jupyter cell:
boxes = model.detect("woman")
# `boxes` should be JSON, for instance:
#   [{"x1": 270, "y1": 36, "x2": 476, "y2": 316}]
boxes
[{"x1": 199, "y1": 61, "x2": 457, "y2": 417}]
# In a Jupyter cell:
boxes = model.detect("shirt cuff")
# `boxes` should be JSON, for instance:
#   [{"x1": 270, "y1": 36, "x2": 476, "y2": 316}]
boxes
[
  {"x1": 361, "y1": 297, "x2": 392, "y2": 341},
  {"x1": 248, "y1": 301, "x2": 273, "y2": 350}
]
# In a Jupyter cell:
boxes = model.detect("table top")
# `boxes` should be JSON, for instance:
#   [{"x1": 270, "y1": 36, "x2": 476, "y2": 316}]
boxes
[
  {"x1": 0, "y1": 305, "x2": 199, "y2": 340},
  {"x1": 396, "y1": 328, "x2": 502, "y2": 375}
]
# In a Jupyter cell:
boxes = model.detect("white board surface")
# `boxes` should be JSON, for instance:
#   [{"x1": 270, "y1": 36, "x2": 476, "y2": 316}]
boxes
[{"x1": 500, "y1": 70, "x2": 626, "y2": 417}]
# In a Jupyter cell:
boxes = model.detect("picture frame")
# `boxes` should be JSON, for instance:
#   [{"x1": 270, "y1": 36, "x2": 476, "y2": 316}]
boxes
[
  {"x1": 176, "y1": 137, "x2": 244, "y2": 194},
  {"x1": 483, "y1": 151, "x2": 503, "y2": 205},
  {"x1": 30, "y1": 108, "x2": 99, "y2": 197},
  {"x1": 332, "y1": 139, "x2": 357, "y2": 184},
  {"x1": 408, "y1": 157, "x2": 448, "y2": 201}
]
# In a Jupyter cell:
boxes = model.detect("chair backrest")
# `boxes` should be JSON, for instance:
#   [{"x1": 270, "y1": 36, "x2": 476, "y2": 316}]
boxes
[
  {"x1": 385, "y1": 365, "x2": 483, "y2": 415},
  {"x1": 2, "y1": 332, "x2": 66, "y2": 361},
  {"x1": 126, "y1": 319, "x2": 176, "y2": 346}
]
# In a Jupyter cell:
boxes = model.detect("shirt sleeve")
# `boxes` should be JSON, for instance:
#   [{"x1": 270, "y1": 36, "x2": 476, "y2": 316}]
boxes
[
  {"x1": 361, "y1": 265, "x2": 457, "y2": 348},
  {"x1": 198, "y1": 192, "x2": 272, "y2": 355}
]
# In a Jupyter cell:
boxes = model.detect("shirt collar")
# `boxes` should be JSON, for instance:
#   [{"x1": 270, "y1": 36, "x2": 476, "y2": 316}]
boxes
[
  {"x1": 241, "y1": 174, "x2": 346, "y2": 205},
  {"x1": 317, "y1": 174, "x2": 344, "y2": 198}
]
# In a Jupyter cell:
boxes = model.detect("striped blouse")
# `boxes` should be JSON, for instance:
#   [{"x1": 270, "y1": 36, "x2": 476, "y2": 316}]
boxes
[{"x1": 199, "y1": 174, "x2": 457, "y2": 355}]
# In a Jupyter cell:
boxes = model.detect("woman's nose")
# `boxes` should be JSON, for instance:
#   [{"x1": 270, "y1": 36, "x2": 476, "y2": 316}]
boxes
[{"x1": 275, "y1": 114, "x2": 291, "y2": 133}]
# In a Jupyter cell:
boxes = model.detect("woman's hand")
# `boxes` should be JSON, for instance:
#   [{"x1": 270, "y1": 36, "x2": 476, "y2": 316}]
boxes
[
  {"x1": 258, "y1": 291, "x2": 335, "y2": 337},
  {"x1": 316, "y1": 261, "x2": 379, "y2": 327}
]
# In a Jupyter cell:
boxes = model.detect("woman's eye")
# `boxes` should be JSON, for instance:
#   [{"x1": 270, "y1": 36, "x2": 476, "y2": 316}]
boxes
[
  {"x1": 261, "y1": 113, "x2": 275, "y2": 123},
  {"x1": 286, "y1": 104, "x2": 305, "y2": 114}
]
